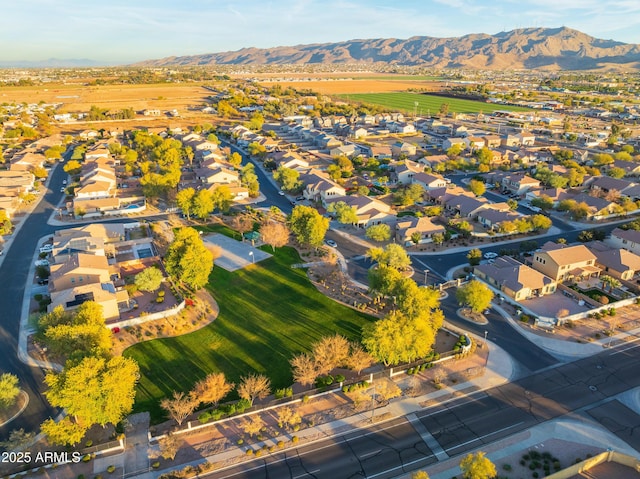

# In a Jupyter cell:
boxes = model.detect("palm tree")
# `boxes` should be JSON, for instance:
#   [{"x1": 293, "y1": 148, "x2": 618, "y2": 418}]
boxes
[{"x1": 600, "y1": 275, "x2": 621, "y2": 293}]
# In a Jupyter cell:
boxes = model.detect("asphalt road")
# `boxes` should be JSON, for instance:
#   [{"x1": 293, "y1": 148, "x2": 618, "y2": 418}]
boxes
[{"x1": 201, "y1": 341, "x2": 640, "y2": 479}]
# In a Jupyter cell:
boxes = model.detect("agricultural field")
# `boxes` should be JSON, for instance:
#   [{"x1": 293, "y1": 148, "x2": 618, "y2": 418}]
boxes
[
  {"x1": 338, "y1": 92, "x2": 532, "y2": 115},
  {"x1": 124, "y1": 244, "x2": 374, "y2": 421},
  {"x1": 0, "y1": 82, "x2": 213, "y2": 113}
]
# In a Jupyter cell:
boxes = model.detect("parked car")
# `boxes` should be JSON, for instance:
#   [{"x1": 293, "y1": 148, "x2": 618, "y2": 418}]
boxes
[
  {"x1": 325, "y1": 239, "x2": 337, "y2": 248},
  {"x1": 39, "y1": 244, "x2": 53, "y2": 254},
  {"x1": 483, "y1": 252, "x2": 498, "y2": 259},
  {"x1": 37, "y1": 278, "x2": 49, "y2": 285},
  {"x1": 35, "y1": 259, "x2": 50, "y2": 267},
  {"x1": 295, "y1": 196, "x2": 305, "y2": 201}
]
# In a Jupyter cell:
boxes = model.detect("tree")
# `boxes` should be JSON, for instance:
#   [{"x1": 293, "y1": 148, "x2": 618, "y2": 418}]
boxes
[
  {"x1": 0, "y1": 428, "x2": 35, "y2": 451},
  {"x1": 344, "y1": 342, "x2": 374, "y2": 375},
  {"x1": 260, "y1": 221, "x2": 289, "y2": 251},
  {"x1": 240, "y1": 415, "x2": 265, "y2": 437},
  {"x1": 231, "y1": 212, "x2": 255, "y2": 241},
  {"x1": 134, "y1": 266, "x2": 163, "y2": 292},
  {"x1": 191, "y1": 372, "x2": 234, "y2": 408},
  {"x1": 63, "y1": 160, "x2": 82, "y2": 175},
  {"x1": 312, "y1": 334, "x2": 350, "y2": 374},
  {"x1": 531, "y1": 195, "x2": 554, "y2": 211},
  {"x1": 365, "y1": 224, "x2": 391, "y2": 242},
  {"x1": 228, "y1": 152, "x2": 243, "y2": 168},
  {"x1": 432, "y1": 232, "x2": 445, "y2": 246},
  {"x1": 211, "y1": 185, "x2": 234, "y2": 213},
  {"x1": 165, "y1": 227, "x2": 214, "y2": 290},
  {"x1": 38, "y1": 302, "x2": 112, "y2": 361},
  {"x1": 41, "y1": 417, "x2": 86, "y2": 446},
  {"x1": 467, "y1": 248, "x2": 482, "y2": 266},
  {"x1": 530, "y1": 214, "x2": 552, "y2": 231},
  {"x1": 608, "y1": 167, "x2": 626, "y2": 179},
  {"x1": 459, "y1": 451, "x2": 497, "y2": 479},
  {"x1": 238, "y1": 374, "x2": 271, "y2": 406},
  {"x1": 276, "y1": 406, "x2": 302, "y2": 430},
  {"x1": 367, "y1": 244, "x2": 411, "y2": 271},
  {"x1": 247, "y1": 142, "x2": 266, "y2": 158},
  {"x1": 327, "y1": 201, "x2": 358, "y2": 224},
  {"x1": 0, "y1": 373, "x2": 19, "y2": 410},
  {"x1": 287, "y1": 205, "x2": 329, "y2": 249},
  {"x1": 290, "y1": 353, "x2": 318, "y2": 387},
  {"x1": 240, "y1": 163, "x2": 260, "y2": 197},
  {"x1": 468, "y1": 179, "x2": 486, "y2": 197},
  {"x1": 363, "y1": 310, "x2": 442, "y2": 366},
  {"x1": 395, "y1": 183, "x2": 425, "y2": 206},
  {"x1": 0, "y1": 210, "x2": 13, "y2": 235},
  {"x1": 601, "y1": 275, "x2": 621, "y2": 293},
  {"x1": 160, "y1": 391, "x2": 197, "y2": 426},
  {"x1": 176, "y1": 188, "x2": 196, "y2": 220},
  {"x1": 456, "y1": 280, "x2": 494, "y2": 313},
  {"x1": 273, "y1": 166, "x2": 301, "y2": 192},
  {"x1": 159, "y1": 433, "x2": 182, "y2": 461},
  {"x1": 45, "y1": 356, "x2": 139, "y2": 428},
  {"x1": 393, "y1": 279, "x2": 441, "y2": 320},
  {"x1": 507, "y1": 198, "x2": 518, "y2": 210},
  {"x1": 192, "y1": 188, "x2": 215, "y2": 220}
]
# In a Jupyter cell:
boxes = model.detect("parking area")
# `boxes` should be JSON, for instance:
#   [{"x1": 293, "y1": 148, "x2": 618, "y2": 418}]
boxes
[{"x1": 202, "y1": 233, "x2": 272, "y2": 272}]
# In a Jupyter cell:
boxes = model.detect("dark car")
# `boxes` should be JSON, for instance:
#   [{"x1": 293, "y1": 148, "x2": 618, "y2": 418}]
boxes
[{"x1": 37, "y1": 278, "x2": 49, "y2": 285}]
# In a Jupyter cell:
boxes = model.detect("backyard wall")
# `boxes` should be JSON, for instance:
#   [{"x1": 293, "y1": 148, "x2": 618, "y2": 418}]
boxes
[
  {"x1": 109, "y1": 300, "x2": 185, "y2": 329},
  {"x1": 544, "y1": 450, "x2": 640, "y2": 478}
]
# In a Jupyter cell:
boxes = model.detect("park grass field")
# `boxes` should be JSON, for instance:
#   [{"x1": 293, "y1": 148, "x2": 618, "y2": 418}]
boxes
[
  {"x1": 123, "y1": 246, "x2": 374, "y2": 421},
  {"x1": 338, "y1": 92, "x2": 532, "y2": 115}
]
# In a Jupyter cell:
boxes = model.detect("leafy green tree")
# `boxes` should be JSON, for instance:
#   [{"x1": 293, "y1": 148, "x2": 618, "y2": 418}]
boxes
[
  {"x1": 459, "y1": 451, "x2": 497, "y2": 479},
  {"x1": 468, "y1": 179, "x2": 486, "y2": 197},
  {"x1": 0, "y1": 374, "x2": 19, "y2": 410},
  {"x1": 467, "y1": 248, "x2": 482, "y2": 266},
  {"x1": 531, "y1": 196, "x2": 554, "y2": 211},
  {"x1": 366, "y1": 224, "x2": 391, "y2": 242},
  {"x1": 367, "y1": 244, "x2": 411, "y2": 271},
  {"x1": 240, "y1": 163, "x2": 260, "y2": 197},
  {"x1": 530, "y1": 214, "x2": 552, "y2": 231},
  {"x1": 246, "y1": 112, "x2": 265, "y2": 131},
  {"x1": 40, "y1": 417, "x2": 86, "y2": 446},
  {"x1": 432, "y1": 232, "x2": 445, "y2": 245},
  {"x1": 247, "y1": 142, "x2": 266, "y2": 158},
  {"x1": 134, "y1": 266, "x2": 163, "y2": 292},
  {"x1": 287, "y1": 205, "x2": 329, "y2": 249},
  {"x1": 44, "y1": 355, "x2": 139, "y2": 429},
  {"x1": 192, "y1": 189, "x2": 215, "y2": 220},
  {"x1": 0, "y1": 210, "x2": 13, "y2": 235},
  {"x1": 393, "y1": 278, "x2": 441, "y2": 320},
  {"x1": 228, "y1": 152, "x2": 243, "y2": 168},
  {"x1": 211, "y1": 185, "x2": 234, "y2": 213},
  {"x1": 507, "y1": 198, "x2": 518, "y2": 210},
  {"x1": 362, "y1": 310, "x2": 442, "y2": 366},
  {"x1": 165, "y1": 227, "x2": 214, "y2": 290},
  {"x1": 176, "y1": 187, "x2": 196, "y2": 220},
  {"x1": 327, "y1": 201, "x2": 358, "y2": 224},
  {"x1": 38, "y1": 303, "x2": 112, "y2": 361},
  {"x1": 608, "y1": 167, "x2": 626, "y2": 179},
  {"x1": 456, "y1": 280, "x2": 494, "y2": 313},
  {"x1": 425, "y1": 205, "x2": 443, "y2": 217},
  {"x1": 274, "y1": 166, "x2": 302, "y2": 192},
  {"x1": 395, "y1": 183, "x2": 425, "y2": 206}
]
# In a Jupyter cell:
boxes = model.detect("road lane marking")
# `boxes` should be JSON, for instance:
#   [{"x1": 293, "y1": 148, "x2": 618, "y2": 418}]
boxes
[{"x1": 446, "y1": 421, "x2": 525, "y2": 452}]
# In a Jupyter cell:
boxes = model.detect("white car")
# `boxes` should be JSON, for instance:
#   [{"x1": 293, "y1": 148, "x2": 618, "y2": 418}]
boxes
[
  {"x1": 278, "y1": 190, "x2": 285, "y2": 196},
  {"x1": 35, "y1": 259, "x2": 50, "y2": 267},
  {"x1": 39, "y1": 244, "x2": 54, "y2": 254},
  {"x1": 483, "y1": 252, "x2": 499, "y2": 259},
  {"x1": 325, "y1": 239, "x2": 337, "y2": 248}
]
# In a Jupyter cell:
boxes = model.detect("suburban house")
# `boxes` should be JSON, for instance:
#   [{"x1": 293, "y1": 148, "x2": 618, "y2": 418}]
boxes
[
  {"x1": 474, "y1": 256, "x2": 557, "y2": 301},
  {"x1": 588, "y1": 176, "x2": 637, "y2": 196},
  {"x1": 393, "y1": 160, "x2": 424, "y2": 185},
  {"x1": 525, "y1": 187, "x2": 570, "y2": 206},
  {"x1": 412, "y1": 173, "x2": 448, "y2": 191},
  {"x1": 195, "y1": 166, "x2": 239, "y2": 185},
  {"x1": 330, "y1": 144, "x2": 359, "y2": 158},
  {"x1": 391, "y1": 141, "x2": 417, "y2": 158},
  {"x1": 464, "y1": 136, "x2": 486, "y2": 150},
  {"x1": 532, "y1": 242, "x2": 600, "y2": 282},
  {"x1": 589, "y1": 243, "x2": 640, "y2": 281},
  {"x1": 442, "y1": 137, "x2": 466, "y2": 151},
  {"x1": 300, "y1": 169, "x2": 346, "y2": 205},
  {"x1": 501, "y1": 173, "x2": 541, "y2": 196},
  {"x1": 610, "y1": 159, "x2": 640, "y2": 177},
  {"x1": 10, "y1": 152, "x2": 46, "y2": 172},
  {"x1": 607, "y1": 228, "x2": 640, "y2": 256},
  {"x1": 517, "y1": 131, "x2": 536, "y2": 146},
  {"x1": 270, "y1": 151, "x2": 310, "y2": 171},
  {"x1": 326, "y1": 195, "x2": 394, "y2": 228},
  {"x1": 483, "y1": 135, "x2": 502, "y2": 148},
  {"x1": 444, "y1": 194, "x2": 490, "y2": 218},
  {"x1": 395, "y1": 216, "x2": 446, "y2": 246},
  {"x1": 476, "y1": 209, "x2": 521, "y2": 230}
]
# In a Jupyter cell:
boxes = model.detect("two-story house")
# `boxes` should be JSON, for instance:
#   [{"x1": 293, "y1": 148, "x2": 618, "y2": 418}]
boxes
[{"x1": 532, "y1": 242, "x2": 600, "y2": 282}]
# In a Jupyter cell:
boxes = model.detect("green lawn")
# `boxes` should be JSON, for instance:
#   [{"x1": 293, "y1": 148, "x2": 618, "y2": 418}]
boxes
[
  {"x1": 124, "y1": 246, "x2": 374, "y2": 422},
  {"x1": 339, "y1": 92, "x2": 531, "y2": 115}
]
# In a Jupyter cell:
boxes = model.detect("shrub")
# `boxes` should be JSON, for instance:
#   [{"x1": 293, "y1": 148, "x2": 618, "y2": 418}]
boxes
[
  {"x1": 198, "y1": 412, "x2": 211, "y2": 424},
  {"x1": 255, "y1": 449, "x2": 263, "y2": 457},
  {"x1": 237, "y1": 439, "x2": 244, "y2": 445},
  {"x1": 291, "y1": 436, "x2": 299, "y2": 444},
  {"x1": 85, "y1": 440, "x2": 93, "y2": 447},
  {"x1": 210, "y1": 409, "x2": 224, "y2": 420},
  {"x1": 277, "y1": 440, "x2": 285, "y2": 448},
  {"x1": 502, "y1": 464, "x2": 512, "y2": 471},
  {"x1": 334, "y1": 374, "x2": 345, "y2": 383},
  {"x1": 608, "y1": 308, "x2": 616, "y2": 316},
  {"x1": 152, "y1": 462, "x2": 160, "y2": 469},
  {"x1": 302, "y1": 395, "x2": 310, "y2": 404},
  {"x1": 599, "y1": 295, "x2": 609, "y2": 305},
  {"x1": 246, "y1": 449, "x2": 254, "y2": 456},
  {"x1": 82, "y1": 454, "x2": 92, "y2": 463},
  {"x1": 107, "y1": 465, "x2": 116, "y2": 474}
]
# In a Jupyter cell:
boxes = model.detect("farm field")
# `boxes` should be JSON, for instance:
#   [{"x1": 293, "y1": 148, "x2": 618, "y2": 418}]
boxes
[
  {"x1": 0, "y1": 82, "x2": 213, "y2": 113},
  {"x1": 123, "y1": 244, "x2": 374, "y2": 421},
  {"x1": 338, "y1": 92, "x2": 532, "y2": 114}
]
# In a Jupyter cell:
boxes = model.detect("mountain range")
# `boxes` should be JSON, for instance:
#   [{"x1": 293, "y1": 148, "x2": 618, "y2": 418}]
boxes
[{"x1": 135, "y1": 27, "x2": 640, "y2": 71}]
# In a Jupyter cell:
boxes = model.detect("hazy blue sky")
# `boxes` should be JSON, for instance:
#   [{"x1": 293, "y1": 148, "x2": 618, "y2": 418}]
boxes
[{"x1": 2, "y1": 0, "x2": 639, "y2": 64}]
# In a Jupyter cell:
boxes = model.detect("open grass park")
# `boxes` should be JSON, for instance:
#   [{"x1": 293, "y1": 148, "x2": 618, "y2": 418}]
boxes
[
  {"x1": 124, "y1": 244, "x2": 375, "y2": 421},
  {"x1": 339, "y1": 92, "x2": 532, "y2": 115}
]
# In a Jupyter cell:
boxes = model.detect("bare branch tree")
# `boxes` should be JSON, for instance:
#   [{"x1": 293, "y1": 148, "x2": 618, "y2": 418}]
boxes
[
  {"x1": 290, "y1": 353, "x2": 318, "y2": 387},
  {"x1": 160, "y1": 391, "x2": 198, "y2": 426},
  {"x1": 345, "y1": 342, "x2": 374, "y2": 375},
  {"x1": 240, "y1": 415, "x2": 265, "y2": 438},
  {"x1": 260, "y1": 221, "x2": 290, "y2": 252},
  {"x1": 191, "y1": 372, "x2": 234, "y2": 408},
  {"x1": 312, "y1": 334, "x2": 350, "y2": 375},
  {"x1": 237, "y1": 374, "x2": 271, "y2": 406}
]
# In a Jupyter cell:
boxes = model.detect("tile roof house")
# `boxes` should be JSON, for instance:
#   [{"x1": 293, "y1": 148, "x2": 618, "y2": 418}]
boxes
[
  {"x1": 412, "y1": 173, "x2": 448, "y2": 191},
  {"x1": 589, "y1": 245, "x2": 640, "y2": 281},
  {"x1": 195, "y1": 166, "x2": 239, "y2": 185},
  {"x1": 532, "y1": 242, "x2": 600, "y2": 282},
  {"x1": 474, "y1": 256, "x2": 557, "y2": 301},
  {"x1": 326, "y1": 195, "x2": 394, "y2": 228},
  {"x1": 300, "y1": 169, "x2": 346, "y2": 205},
  {"x1": 444, "y1": 194, "x2": 490, "y2": 218},
  {"x1": 394, "y1": 160, "x2": 424, "y2": 185},
  {"x1": 501, "y1": 173, "x2": 541, "y2": 196},
  {"x1": 607, "y1": 228, "x2": 640, "y2": 256},
  {"x1": 477, "y1": 209, "x2": 521, "y2": 229},
  {"x1": 395, "y1": 216, "x2": 446, "y2": 246}
]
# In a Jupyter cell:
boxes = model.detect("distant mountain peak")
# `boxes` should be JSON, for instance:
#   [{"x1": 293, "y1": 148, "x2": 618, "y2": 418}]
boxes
[{"x1": 134, "y1": 27, "x2": 640, "y2": 71}]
